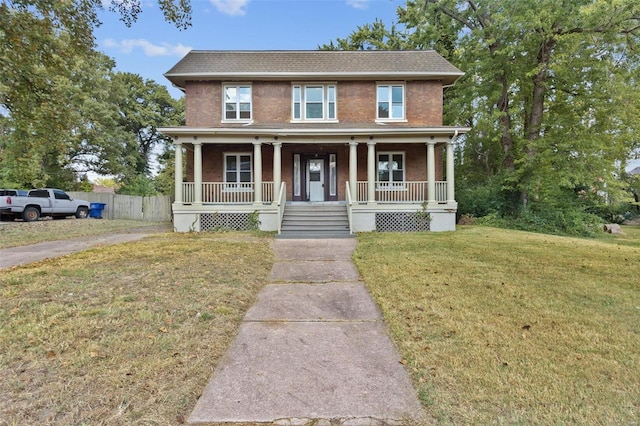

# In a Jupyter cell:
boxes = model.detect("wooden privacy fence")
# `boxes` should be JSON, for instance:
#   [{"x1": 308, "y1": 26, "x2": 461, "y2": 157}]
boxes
[{"x1": 68, "y1": 192, "x2": 172, "y2": 222}]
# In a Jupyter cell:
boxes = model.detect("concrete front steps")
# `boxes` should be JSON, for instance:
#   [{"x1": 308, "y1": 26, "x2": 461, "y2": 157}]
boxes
[{"x1": 277, "y1": 203, "x2": 353, "y2": 239}]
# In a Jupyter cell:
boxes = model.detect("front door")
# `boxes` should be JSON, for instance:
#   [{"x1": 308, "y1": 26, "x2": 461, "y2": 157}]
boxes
[
  {"x1": 292, "y1": 153, "x2": 337, "y2": 202},
  {"x1": 308, "y1": 158, "x2": 324, "y2": 201}
]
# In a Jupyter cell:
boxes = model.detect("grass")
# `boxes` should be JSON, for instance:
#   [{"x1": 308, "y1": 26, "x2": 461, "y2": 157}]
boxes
[
  {"x1": 354, "y1": 225, "x2": 640, "y2": 424},
  {"x1": 0, "y1": 219, "x2": 172, "y2": 249},
  {"x1": 0, "y1": 231, "x2": 273, "y2": 425},
  {"x1": 2, "y1": 221, "x2": 639, "y2": 424}
]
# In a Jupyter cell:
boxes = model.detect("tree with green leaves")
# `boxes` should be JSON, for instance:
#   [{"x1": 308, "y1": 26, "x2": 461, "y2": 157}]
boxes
[
  {"x1": 155, "y1": 143, "x2": 180, "y2": 196},
  {"x1": 0, "y1": 0, "x2": 191, "y2": 189},
  {"x1": 111, "y1": 73, "x2": 184, "y2": 179},
  {"x1": 103, "y1": 73, "x2": 184, "y2": 196},
  {"x1": 323, "y1": 0, "x2": 640, "y2": 234}
]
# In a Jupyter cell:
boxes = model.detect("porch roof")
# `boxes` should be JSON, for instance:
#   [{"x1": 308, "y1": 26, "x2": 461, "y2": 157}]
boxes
[
  {"x1": 159, "y1": 125, "x2": 470, "y2": 144},
  {"x1": 165, "y1": 50, "x2": 464, "y2": 88}
]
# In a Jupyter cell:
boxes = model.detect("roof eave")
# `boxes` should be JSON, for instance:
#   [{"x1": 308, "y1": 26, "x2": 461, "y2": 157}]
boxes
[{"x1": 164, "y1": 71, "x2": 465, "y2": 89}]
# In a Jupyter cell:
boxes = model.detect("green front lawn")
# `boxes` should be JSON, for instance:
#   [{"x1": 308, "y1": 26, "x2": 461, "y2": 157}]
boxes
[
  {"x1": 354, "y1": 226, "x2": 640, "y2": 424},
  {"x1": 2, "y1": 224, "x2": 638, "y2": 424}
]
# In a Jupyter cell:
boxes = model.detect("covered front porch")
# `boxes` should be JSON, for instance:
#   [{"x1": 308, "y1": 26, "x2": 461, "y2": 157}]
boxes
[{"x1": 161, "y1": 126, "x2": 467, "y2": 233}]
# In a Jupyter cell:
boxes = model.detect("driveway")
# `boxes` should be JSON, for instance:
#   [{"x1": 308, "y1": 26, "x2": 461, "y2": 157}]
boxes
[{"x1": 0, "y1": 233, "x2": 153, "y2": 269}]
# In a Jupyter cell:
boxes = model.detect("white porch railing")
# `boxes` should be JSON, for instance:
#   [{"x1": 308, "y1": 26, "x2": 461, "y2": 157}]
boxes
[
  {"x1": 355, "y1": 181, "x2": 448, "y2": 203},
  {"x1": 276, "y1": 182, "x2": 286, "y2": 234},
  {"x1": 345, "y1": 181, "x2": 353, "y2": 234},
  {"x1": 434, "y1": 181, "x2": 448, "y2": 202},
  {"x1": 181, "y1": 182, "x2": 275, "y2": 204}
]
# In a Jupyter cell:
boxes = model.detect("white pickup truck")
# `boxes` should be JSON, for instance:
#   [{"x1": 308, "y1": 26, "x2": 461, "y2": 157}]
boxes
[{"x1": 0, "y1": 188, "x2": 90, "y2": 222}]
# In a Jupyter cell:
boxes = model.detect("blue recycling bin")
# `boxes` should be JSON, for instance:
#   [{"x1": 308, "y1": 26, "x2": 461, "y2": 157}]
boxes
[{"x1": 89, "y1": 202, "x2": 106, "y2": 219}]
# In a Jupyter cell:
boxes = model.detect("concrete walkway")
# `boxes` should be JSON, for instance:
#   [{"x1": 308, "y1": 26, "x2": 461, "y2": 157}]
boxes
[{"x1": 188, "y1": 239, "x2": 425, "y2": 425}]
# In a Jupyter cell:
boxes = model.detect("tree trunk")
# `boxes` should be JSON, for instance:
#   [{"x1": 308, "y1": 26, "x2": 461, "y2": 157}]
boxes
[
  {"x1": 528, "y1": 37, "x2": 556, "y2": 142},
  {"x1": 497, "y1": 77, "x2": 514, "y2": 170},
  {"x1": 521, "y1": 36, "x2": 556, "y2": 207}
]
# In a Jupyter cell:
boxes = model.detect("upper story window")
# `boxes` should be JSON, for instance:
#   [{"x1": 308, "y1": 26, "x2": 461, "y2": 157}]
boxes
[
  {"x1": 292, "y1": 84, "x2": 337, "y2": 121},
  {"x1": 377, "y1": 83, "x2": 405, "y2": 120},
  {"x1": 224, "y1": 85, "x2": 252, "y2": 121}
]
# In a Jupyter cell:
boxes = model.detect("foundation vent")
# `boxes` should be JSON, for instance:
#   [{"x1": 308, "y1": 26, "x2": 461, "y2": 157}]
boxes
[
  {"x1": 201, "y1": 213, "x2": 252, "y2": 231},
  {"x1": 375, "y1": 212, "x2": 430, "y2": 232}
]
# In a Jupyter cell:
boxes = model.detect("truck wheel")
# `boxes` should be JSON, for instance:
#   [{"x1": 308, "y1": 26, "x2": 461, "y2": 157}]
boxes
[
  {"x1": 22, "y1": 206, "x2": 40, "y2": 222},
  {"x1": 75, "y1": 206, "x2": 89, "y2": 219}
]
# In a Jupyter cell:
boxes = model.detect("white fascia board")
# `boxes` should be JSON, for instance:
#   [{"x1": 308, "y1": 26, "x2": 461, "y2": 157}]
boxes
[
  {"x1": 165, "y1": 71, "x2": 464, "y2": 78},
  {"x1": 158, "y1": 126, "x2": 471, "y2": 141}
]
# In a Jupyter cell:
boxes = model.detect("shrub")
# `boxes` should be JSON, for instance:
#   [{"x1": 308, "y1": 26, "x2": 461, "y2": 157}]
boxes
[
  {"x1": 476, "y1": 208, "x2": 604, "y2": 237},
  {"x1": 587, "y1": 202, "x2": 638, "y2": 224},
  {"x1": 456, "y1": 175, "x2": 516, "y2": 218}
]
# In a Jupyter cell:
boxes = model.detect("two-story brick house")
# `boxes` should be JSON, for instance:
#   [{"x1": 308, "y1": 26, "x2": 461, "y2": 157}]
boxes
[{"x1": 159, "y1": 50, "x2": 469, "y2": 235}]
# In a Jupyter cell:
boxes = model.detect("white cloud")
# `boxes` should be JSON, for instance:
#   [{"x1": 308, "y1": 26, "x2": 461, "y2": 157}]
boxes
[
  {"x1": 347, "y1": 0, "x2": 369, "y2": 9},
  {"x1": 103, "y1": 38, "x2": 118, "y2": 48},
  {"x1": 103, "y1": 39, "x2": 192, "y2": 57},
  {"x1": 210, "y1": 0, "x2": 249, "y2": 16}
]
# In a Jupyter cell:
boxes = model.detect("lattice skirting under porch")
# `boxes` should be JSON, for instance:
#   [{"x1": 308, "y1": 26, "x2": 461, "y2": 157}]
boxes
[
  {"x1": 201, "y1": 213, "x2": 252, "y2": 231},
  {"x1": 375, "y1": 212, "x2": 431, "y2": 232}
]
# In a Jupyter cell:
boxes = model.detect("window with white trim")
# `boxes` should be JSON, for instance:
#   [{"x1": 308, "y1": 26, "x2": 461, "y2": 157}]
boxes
[
  {"x1": 292, "y1": 84, "x2": 337, "y2": 121},
  {"x1": 377, "y1": 152, "x2": 405, "y2": 186},
  {"x1": 224, "y1": 85, "x2": 252, "y2": 121},
  {"x1": 293, "y1": 154, "x2": 301, "y2": 196},
  {"x1": 224, "y1": 153, "x2": 252, "y2": 185},
  {"x1": 377, "y1": 84, "x2": 405, "y2": 120}
]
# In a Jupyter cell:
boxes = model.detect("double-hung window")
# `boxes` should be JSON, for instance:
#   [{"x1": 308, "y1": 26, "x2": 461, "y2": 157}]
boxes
[
  {"x1": 292, "y1": 84, "x2": 337, "y2": 121},
  {"x1": 224, "y1": 85, "x2": 252, "y2": 121},
  {"x1": 377, "y1": 83, "x2": 405, "y2": 120},
  {"x1": 377, "y1": 152, "x2": 405, "y2": 188},
  {"x1": 225, "y1": 153, "x2": 252, "y2": 188}
]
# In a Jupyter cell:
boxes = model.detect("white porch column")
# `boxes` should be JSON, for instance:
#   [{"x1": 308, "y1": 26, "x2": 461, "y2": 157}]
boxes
[
  {"x1": 367, "y1": 140, "x2": 376, "y2": 204},
  {"x1": 349, "y1": 141, "x2": 358, "y2": 201},
  {"x1": 427, "y1": 141, "x2": 436, "y2": 205},
  {"x1": 446, "y1": 140, "x2": 455, "y2": 203},
  {"x1": 273, "y1": 141, "x2": 282, "y2": 198},
  {"x1": 193, "y1": 140, "x2": 202, "y2": 205},
  {"x1": 253, "y1": 140, "x2": 263, "y2": 204},
  {"x1": 174, "y1": 141, "x2": 183, "y2": 204}
]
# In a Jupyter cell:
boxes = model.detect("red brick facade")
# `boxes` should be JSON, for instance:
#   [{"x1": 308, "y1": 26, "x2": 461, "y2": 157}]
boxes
[
  {"x1": 183, "y1": 78, "x2": 446, "y2": 201},
  {"x1": 184, "y1": 80, "x2": 443, "y2": 127}
]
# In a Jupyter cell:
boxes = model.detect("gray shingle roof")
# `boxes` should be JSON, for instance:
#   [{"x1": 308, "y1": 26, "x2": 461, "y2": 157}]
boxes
[{"x1": 164, "y1": 50, "x2": 464, "y2": 88}]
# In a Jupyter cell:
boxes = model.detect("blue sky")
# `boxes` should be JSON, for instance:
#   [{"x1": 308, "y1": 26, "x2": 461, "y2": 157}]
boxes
[{"x1": 95, "y1": 0, "x2": 402, "y2": 98}]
